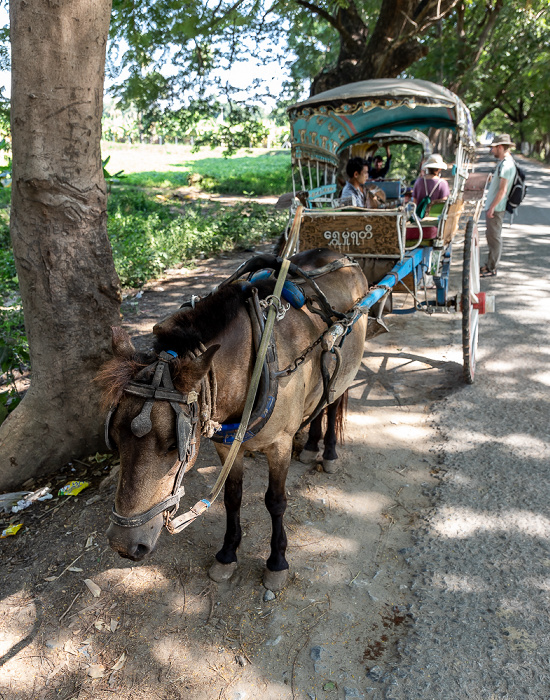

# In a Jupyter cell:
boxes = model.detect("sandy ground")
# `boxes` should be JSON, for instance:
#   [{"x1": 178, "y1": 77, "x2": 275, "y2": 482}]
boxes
[{"x1": 0, "y1": 231, "x2": 464, "y2": 699}]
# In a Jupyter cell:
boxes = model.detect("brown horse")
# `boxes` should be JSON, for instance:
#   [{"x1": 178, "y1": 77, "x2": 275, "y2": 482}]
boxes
[{"x1": 100, "y1": 248, "x2": 368, "y2": 591}]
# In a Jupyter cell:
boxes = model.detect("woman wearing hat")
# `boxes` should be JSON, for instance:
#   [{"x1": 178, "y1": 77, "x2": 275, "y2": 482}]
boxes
[
  {"x1": 412, "y1": 153, "x2": 450, "y2": 209},
  {"x1": 480, "y1": 133, "x2": 516, "y2": 277}
]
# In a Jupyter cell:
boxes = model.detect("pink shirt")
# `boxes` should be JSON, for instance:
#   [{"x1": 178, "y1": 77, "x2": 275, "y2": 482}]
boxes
[{"x1": 413, "y1": 176, "x2": 450, "y2": 202}]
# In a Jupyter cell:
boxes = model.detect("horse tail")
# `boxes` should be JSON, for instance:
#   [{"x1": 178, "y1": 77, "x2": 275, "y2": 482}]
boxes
[{"x1": 334, "y1": 389, "x2": 348, "y2": 445}]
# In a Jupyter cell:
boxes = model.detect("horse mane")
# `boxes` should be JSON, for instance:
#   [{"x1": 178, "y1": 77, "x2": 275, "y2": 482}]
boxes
[
  {"x1": 97, "y1": 279, "x2": 274, "y2": 408},
  {"x1": 96, "y1": 356, "x2": 149, "y2": 410},
  {"x1": 153, "y1": 280, "x2": 272, "y2": 355}
]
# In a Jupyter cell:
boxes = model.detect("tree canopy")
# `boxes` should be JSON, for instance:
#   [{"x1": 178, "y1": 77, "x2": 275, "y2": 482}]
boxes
[{"x1": 101, "y1": 0, "x2": 550, "y2": 155}]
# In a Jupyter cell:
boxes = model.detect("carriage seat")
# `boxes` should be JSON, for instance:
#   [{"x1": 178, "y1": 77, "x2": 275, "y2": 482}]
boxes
[
  {"x1": 405, "y1": 225, "x2": 438, "y2": 241},
  {"x1": 372, "y1": 180, "x2": 402, "y2": 200},
  {"x1": 405, "y1": 200, "x2": 446, "y2": 241}
]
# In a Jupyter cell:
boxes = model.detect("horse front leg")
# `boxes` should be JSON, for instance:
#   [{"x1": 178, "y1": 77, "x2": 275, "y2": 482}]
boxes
[
  {"x1": 208, "y1": 448, "x2": 244, "y2": 583},
  {"x1": 263, "y1": 436, "x2": 292, "y2": 592}
]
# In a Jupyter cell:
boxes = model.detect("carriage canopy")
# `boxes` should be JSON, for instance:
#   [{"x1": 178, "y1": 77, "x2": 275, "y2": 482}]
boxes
[{"x1": 287, "y1": 79, "x2": 476, "y2": 167}]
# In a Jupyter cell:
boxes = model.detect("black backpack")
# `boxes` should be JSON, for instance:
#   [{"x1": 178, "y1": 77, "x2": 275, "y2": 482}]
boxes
[{"x1": 500, "y1": 158, "x2": 527, "y2": 213}]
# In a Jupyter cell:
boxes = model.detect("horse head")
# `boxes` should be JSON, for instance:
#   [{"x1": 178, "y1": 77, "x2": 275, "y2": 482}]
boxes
[{"x1": 100, "y1": 327, "x2": 218, "y2": 561}]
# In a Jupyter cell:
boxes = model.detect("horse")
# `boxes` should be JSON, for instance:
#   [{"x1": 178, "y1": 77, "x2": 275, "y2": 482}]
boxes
[{"x1": 100, "y1": 248, "x2": 368, "y2": 591}]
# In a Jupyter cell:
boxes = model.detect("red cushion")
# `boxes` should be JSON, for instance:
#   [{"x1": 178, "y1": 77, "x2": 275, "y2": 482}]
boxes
[{"x1": 406, "y1": 226, "x2": 438, "y2": 241}]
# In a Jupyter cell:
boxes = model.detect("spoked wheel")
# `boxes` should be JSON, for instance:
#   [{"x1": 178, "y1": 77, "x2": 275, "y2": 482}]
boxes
[{"x1": 462, "y1": 219, "x2": 480, "y2": 383}]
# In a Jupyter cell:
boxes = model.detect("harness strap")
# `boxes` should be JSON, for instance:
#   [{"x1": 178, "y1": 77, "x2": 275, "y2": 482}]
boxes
[
  {"x1": 125, "y1": 383, "x2": 197, "y2": 403},
  {"x1": 298, "y1": 345, "x2": 343, "y2": 432},
  {"x1": 110, "y1": 486, "x2": 185, "y2": 528},
  {"x1": 304, "y1": 257, "x2": 359, "y2": 279}
]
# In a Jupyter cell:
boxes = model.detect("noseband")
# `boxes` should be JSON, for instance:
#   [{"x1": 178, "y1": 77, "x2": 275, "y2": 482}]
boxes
[{"x1": 106, "y1": 350, "x2": 202, "y2": 531}]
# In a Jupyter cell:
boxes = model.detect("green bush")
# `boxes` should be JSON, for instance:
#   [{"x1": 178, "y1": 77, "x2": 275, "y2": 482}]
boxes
[
  {"x1": 0, "y1": 306, "x2": 29, "y2": 420},
  {"x1": 108, "y1": 188, "x2": 286, "y2": 287}
]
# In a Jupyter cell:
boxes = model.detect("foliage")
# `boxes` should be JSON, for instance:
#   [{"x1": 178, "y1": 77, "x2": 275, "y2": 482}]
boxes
[
  {"x1": 107, "y1": 187, "x2": 287, "y2": 287},
  {"x1": 107, "y1": 0, "x2": 460, "y2": 115},
  {"x1": 414, "y1": 1, "x2": 550, "y2": 146},
  {"x1": 381, "y1": 144, "x2": 426, "y2": 185},
  {"x1": 102, "y1": 155, "x2": 126, "y2": 193},
  {"x1": 190, "y1": 104, "x2": 269, "y2": 156},
  {"x1": 0, "y1": 185, "x2": 27, "y2": 422},
  {"x1": 0, "y1": 306, "x2": 29, "y2": 421}
]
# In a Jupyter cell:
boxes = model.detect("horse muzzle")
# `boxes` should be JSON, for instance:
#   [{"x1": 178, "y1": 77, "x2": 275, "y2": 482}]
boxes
[{"x1": 106, "y1": 514, "x2": 164, "y2": 561}]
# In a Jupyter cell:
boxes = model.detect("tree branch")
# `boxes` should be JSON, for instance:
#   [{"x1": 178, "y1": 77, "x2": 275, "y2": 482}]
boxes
[{"x1": 293, "y1": 0, "x2": 354, "y2": 47}]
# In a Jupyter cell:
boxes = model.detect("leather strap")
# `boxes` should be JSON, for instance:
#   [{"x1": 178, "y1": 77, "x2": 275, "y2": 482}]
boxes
[{"x1": 110, "y1": 484, "x2": 185, "y2": 528}]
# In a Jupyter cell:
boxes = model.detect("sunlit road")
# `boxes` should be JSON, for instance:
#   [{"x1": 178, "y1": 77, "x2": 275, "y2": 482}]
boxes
[{"x1": 378, "y1": 154, "x2": 550, "y2": 698}]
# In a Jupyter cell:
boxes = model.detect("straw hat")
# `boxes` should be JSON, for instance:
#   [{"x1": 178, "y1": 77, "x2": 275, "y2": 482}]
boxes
[
  {"x1": 490, "y1": 133, "x2": 515, "y2": 147},
  {"x1": 423, "y1": 153, "x2": 447, "y2": 171}
]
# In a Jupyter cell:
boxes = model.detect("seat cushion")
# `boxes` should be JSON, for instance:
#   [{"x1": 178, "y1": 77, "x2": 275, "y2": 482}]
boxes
[{"x1": 406, "y1": 225, "x2": 438, "y2": 241}]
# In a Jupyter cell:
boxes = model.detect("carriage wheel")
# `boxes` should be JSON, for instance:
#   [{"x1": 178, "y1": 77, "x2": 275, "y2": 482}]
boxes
[{"x1": 462, "y1": 219, "x2": 480, "y2": 384}]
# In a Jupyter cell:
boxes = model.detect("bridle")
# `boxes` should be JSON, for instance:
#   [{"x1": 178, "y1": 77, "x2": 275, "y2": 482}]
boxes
[{"x1": 105, "y1": 350, "x2": 205, "y2": 533}]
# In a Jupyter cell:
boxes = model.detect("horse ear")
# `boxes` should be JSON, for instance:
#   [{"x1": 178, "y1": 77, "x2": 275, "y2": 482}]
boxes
[
  {"x1": 174, "y1": 344, "x2": 221, "y2": 391},
  {"x1": 111, "y1": 326, "x2": 136, "y2": 358}
]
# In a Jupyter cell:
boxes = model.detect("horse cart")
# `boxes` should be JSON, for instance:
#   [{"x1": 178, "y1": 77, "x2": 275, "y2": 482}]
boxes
[{"x1": 283, "y1": 78, "x2": 493, "y2": 383}]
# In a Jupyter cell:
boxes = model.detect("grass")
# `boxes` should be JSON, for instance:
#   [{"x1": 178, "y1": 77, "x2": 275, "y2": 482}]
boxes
[{"x1": 102, "y1": 142, "x2": 293, "y2": 195}]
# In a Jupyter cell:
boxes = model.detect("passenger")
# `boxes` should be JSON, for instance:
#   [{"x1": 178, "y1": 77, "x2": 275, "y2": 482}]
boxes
[
  {"x1": 367, "y1": 145, "x2": 392, "y2": 179},
  {"x1": 412, "y1": 154, "x2": 450, "y2": 214},
  {"x1": 341, "y1": 157, "x2": 368, "y2": 207}
]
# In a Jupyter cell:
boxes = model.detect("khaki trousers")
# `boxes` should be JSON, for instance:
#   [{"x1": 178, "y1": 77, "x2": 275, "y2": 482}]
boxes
[{"x1": 484, "y1": 210, "x2": 505, "y2": 271}]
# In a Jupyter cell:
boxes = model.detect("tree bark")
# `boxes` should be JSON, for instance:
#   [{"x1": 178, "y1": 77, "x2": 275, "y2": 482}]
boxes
[{"x1": 0, "y1": 0, "x2": 120, "y2": 490}]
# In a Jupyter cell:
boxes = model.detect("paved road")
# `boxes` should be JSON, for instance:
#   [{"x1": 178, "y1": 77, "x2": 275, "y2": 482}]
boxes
[{"x1": 372, "y1": 154, "x2": 550, "y2": 698}]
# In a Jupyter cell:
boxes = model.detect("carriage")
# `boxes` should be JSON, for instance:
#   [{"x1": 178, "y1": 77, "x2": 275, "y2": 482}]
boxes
[{"x1": 282, "y1": 78, "x2": 493, "y2": 383}]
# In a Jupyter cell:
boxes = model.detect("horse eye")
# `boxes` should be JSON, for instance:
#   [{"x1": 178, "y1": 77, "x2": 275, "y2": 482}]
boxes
[{"x1": 167, "y1": 444, "x2": 177, "y2": 453}]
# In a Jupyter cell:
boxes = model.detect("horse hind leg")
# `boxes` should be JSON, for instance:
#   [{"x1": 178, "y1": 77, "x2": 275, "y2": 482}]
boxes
[
  {"x1": 208, "y1": 452, "x2": 244, "y2": 583},
  {"x1": 321, "y1": 392, "x2": 347, "y2": 474},
  {"x1": 299, "y1": 411, "x2": 324, "y2": 464}
]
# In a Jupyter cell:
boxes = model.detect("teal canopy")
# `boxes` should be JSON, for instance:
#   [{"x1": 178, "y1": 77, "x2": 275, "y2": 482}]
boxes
[{"x1": 288, "y1": 79, "x2": 476, "y2": 167}]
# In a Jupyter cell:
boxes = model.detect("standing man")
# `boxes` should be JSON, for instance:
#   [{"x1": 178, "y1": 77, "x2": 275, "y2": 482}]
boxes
[
  {"x1": 481, "y1": 134, "x2": 517, "y2": 277},
  {"x1": 367, "y1": 145, "x2": 392, "y2": 179},
  {"x1": 341, "y1": 157, "x2": 369, "y2": 207}
]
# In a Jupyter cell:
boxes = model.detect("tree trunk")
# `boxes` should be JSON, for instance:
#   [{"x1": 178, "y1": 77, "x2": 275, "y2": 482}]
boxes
[{"x1": 0, "y1": 0, "x2": 120, "y2": 491}]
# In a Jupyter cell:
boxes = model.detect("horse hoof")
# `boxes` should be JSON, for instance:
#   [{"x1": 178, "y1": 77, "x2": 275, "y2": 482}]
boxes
[
  {"x1": 322, "y1": 459, "x2": 339, "y2": 473},
  {"x1": 263, "y1": 568, "x2": 289, "y2": 592},
  {"x1": 208, "y1": 560, "x2": 237, "y2": 583},
  {"x1": 300, "y1": 449, "x2": 320, "y2": 464}
]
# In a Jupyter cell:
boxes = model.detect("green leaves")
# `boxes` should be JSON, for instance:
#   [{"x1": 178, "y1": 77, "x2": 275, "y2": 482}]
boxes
[{"x1": 107, "y1": 178, "x2": 288, "y2": 288}]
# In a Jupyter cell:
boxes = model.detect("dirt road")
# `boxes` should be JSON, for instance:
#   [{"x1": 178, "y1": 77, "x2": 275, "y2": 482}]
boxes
[{"x1": 1, "y1": 154, "x2": 548, "y2": 699}]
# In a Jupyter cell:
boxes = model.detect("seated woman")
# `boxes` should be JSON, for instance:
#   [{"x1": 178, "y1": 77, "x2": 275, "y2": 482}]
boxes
[
  {"x1": 412, "y1": 153, "x2": 450, "y2": 215},
  {"x1": 340, "y1": 157, "x2": 368, "y2": 207}
]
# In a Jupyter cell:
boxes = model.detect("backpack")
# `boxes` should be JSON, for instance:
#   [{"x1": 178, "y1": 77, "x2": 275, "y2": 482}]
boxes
[
  {"x1": 500, "y1": 158, "x2": 527, "y2": 213},
  {"x1": 415, "y1": 177, "x2": 439, "y2": 219}
]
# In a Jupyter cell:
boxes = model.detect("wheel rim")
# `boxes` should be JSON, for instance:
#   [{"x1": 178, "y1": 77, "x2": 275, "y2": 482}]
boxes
[{"x1": 462, "y1": 219, "x2": 480, "y2": 383}]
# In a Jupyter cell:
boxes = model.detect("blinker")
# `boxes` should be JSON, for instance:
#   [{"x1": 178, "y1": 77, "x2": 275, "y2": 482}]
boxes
[{"x1": 131, "y1": 399, "x2": 154, "y2": 437}]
